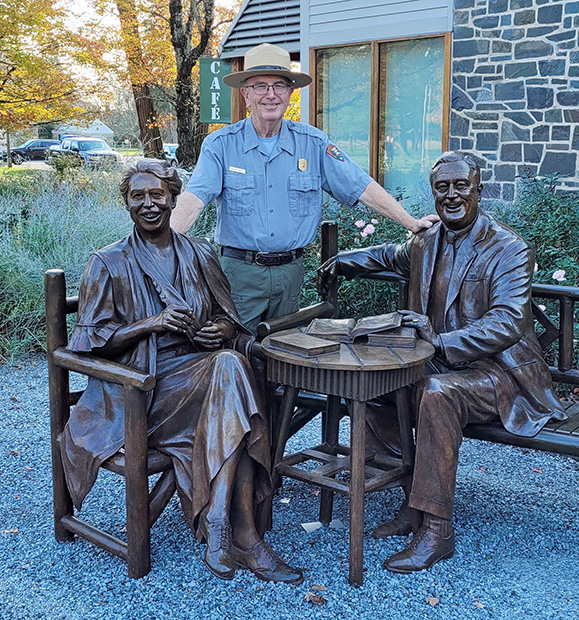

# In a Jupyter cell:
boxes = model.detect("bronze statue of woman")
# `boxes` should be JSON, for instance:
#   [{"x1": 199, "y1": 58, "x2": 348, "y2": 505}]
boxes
[{"x1": 59, "y1": 159, "x2": 302, "y2": 584}]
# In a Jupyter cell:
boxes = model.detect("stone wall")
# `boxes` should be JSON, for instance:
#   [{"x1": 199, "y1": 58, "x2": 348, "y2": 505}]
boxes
[{"x1": 449, "y1": 0, "x2": 579, "y2": 200}]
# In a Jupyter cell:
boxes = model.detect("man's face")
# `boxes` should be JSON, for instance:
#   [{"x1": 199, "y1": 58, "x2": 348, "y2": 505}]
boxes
[
  {"x1": 431, "y1": 161, "x2": 481, "y2": 231},
  {"x1": 241, "y1": 75, "x2": 293, "y2": 125},
  {"x1": 128, "y1": 172, "x2": 173, "y2": 237}
]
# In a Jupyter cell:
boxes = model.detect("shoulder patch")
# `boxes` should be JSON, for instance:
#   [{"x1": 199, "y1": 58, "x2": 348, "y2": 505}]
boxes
[{"x1": 326, "y1": 144, "x2": 344, "y2": 162}]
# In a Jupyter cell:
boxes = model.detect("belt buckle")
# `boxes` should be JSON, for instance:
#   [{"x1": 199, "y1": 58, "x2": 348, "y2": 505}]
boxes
[{"x1": 253, "y1": 252, "x2": 279, "y2": 267}]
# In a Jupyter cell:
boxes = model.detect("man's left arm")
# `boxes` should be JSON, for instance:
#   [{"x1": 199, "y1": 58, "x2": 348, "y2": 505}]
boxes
[
  {"x1": 319, "y1": 138, "x2": 438, "y2": 233},
  {"x1": 358, "y1": 180, "x2": 439, "y2": 233}
]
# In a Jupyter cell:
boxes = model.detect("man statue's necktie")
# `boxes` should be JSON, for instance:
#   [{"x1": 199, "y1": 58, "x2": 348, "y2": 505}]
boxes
[{"x1": 430, "y1": 230, "x2": 456, "y2": 335}]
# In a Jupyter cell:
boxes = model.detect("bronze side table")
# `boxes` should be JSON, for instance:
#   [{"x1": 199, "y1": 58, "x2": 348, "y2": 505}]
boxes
[{"x1": 262, "y1": 329, "x2": 435, "y2": 585}]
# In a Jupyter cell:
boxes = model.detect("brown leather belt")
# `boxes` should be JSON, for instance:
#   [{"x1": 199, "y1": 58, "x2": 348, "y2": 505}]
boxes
[{"x1": 220, "y1": 246, "x2": 303, "y2": 266}]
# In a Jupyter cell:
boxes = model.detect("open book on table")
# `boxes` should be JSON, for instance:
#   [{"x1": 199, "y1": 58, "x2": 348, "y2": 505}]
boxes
[{"x1": 304, "y1": 312, "x2": 403, "y2": 343}]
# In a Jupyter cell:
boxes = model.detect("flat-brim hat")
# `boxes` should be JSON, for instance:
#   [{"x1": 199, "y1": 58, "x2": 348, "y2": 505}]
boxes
[{"x1": 223, "y1": 43, "x2": 312, "y2": 89}]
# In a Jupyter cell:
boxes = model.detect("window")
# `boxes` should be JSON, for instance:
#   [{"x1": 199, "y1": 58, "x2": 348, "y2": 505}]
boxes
[
  {"x1": 315, "y1": 45, "x2": 372, "y2": 172},
  {"x1": 314, "y1": 36, "x2": 448, "y2": 202},
  {"x1": 379, "y1": 38, "x2": 445, "y2": 200}
]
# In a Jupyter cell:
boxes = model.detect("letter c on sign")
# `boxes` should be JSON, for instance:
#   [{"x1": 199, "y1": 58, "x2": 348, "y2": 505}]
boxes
[{"x1": 210, "y1": 61, "x2": 220, "y2": 75}]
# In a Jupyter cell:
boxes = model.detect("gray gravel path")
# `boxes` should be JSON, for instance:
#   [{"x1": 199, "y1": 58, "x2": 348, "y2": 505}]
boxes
[{"x1": 1, "y1": 356, "x2": 578, "y2": 620}]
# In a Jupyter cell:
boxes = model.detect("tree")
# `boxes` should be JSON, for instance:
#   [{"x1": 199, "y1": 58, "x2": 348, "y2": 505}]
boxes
[
  {"x1": 86, "y1": 0, "x2": 238, "y2": 164},
  {"x1": 0, "y1": 0, "x2": 97, "y2": 160},
  {"x1": 115, "y1": 0, "x2": 164, "y2": 158},
  {"x1": 168, "y1": 0, "x2": 214, "y2": 168}
]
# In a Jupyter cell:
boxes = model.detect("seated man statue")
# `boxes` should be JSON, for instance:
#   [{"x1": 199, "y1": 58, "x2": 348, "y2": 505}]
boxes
[
  {"x1": 60, "y1": 159, "x2": 303, "y2": 584},
  {"x1": 319, "y1": 151, "x2": 566, "y2": 573}
]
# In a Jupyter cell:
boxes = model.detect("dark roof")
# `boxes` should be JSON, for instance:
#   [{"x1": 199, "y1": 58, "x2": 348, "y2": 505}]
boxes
[{"x1": 220, "y1": 0, "x2": 301, "y2": 59}]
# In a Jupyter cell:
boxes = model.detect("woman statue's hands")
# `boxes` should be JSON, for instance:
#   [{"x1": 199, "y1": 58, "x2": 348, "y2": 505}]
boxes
[
  {"x1": 192, "y1": 320, "x2": 236, "y2": 350},
  {"x1": 153, "y1": 306, "x2": 196, "y2": 334}
]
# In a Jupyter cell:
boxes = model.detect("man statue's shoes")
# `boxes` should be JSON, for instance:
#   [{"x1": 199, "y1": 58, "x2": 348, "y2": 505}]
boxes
[
  {"x1": 372, "y1": 501, "x2": 421, "y2": 539},
  {"x1": 199, "y1": 517, "x2": 239, "y2": 580},
  {"x1": 233, "y1": 540, "x2": 304, "y2": 585},
  {"x1": 383, "y1": 514, "x2": 455, "y2": 573}
]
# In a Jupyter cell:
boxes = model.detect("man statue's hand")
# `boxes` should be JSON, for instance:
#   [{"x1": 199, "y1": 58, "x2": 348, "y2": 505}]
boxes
[
  {"x1": 399, "y1": 310, "x2": 439, "y2": 346},
  {"x1": 409, "y1": 213, "x2": 440, "y2": 233},
  {"x1": 317, "y1": 256, "x2": 340, "y2": 299}
]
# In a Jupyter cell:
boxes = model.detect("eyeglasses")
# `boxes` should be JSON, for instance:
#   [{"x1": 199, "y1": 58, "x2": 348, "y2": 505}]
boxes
[{"x1": 244, "y1": 82, "x2": 292, "y2": 95}]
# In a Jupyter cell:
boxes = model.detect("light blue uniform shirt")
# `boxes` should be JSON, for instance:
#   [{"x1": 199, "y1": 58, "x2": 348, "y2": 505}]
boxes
[{"x1": 187, "y1": 117, "x2": 372, "y2": 252}]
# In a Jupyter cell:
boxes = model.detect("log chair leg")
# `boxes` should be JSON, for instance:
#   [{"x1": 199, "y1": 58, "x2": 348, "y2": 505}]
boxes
[
  {"x1": 124, "y1": 387, "x2": 151, "y2": 579},
  {"x1": 45, "y1": 269, "x2": 74, "y2": 542},
  {"x1": 258, "y1": 385, "x2": 298, "y2": 535}
]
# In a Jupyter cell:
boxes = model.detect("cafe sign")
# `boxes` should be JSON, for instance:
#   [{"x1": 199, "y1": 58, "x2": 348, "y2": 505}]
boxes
[{"x1": 199, "y1": 58, "x2": 231, "y2": 124}]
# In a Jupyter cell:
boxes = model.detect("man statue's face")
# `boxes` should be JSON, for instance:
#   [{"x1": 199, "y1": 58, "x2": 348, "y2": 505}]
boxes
[{"x1": 431, "y1": 161, "x2": 482, "y2": 231}]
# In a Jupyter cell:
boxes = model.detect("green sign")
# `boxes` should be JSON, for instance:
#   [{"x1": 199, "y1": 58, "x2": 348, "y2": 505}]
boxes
[{"x1": 199, "y1": 58, "x2": 231, "y2": 124}]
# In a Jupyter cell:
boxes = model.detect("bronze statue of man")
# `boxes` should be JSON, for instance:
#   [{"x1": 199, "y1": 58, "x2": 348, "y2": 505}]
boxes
[
  {"x1": 60, "y1": 159, "x2": 303, "y2": 584},
  {"x1": 319, "y1": 151, "x2": 566, "y2": 573}
]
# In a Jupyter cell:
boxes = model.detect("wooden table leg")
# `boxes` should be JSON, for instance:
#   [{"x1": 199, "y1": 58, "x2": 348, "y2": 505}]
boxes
[
  {"x1": 319, "y1": 394, "x2": 341, "y2": 525},
  {"x1": 258, "y1": 385, "x2": 298, "y2": 535},
  {"x1": 349, "y1": 399, "x2": 366, "y2": 586},
  {"x1": 272, "y1": 385, "x2": 298, "y2": 482}
]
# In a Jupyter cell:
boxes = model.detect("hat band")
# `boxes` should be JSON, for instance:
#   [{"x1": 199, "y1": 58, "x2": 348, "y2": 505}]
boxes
[{"x1": 247, "y1": 65, "x2": 287, "y2": 71}]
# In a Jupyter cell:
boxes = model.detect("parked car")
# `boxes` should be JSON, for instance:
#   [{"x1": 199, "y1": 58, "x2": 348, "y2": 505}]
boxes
[
  {"x1": 1, "y1": 139, "x2": 60, "y2": 164},
  {"x1": 163, "y1": 144, "x2": 179, "y2": 167},
  {"x1": 47, "y1": 137, "x2": 121, "y2": 168}
]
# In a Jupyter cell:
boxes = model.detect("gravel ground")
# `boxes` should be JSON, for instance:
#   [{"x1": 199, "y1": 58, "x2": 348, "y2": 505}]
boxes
[{"x1": 1, "y1": 355, "x2": 578, "y2": 620}]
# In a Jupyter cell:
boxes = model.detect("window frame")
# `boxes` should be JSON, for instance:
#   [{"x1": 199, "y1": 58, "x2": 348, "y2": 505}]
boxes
[{"x1": 310, "y1": 33, "x2": 451, "y2": 181}]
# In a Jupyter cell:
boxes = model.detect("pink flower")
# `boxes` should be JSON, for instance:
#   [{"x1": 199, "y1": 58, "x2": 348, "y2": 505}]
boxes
[
  {"x1": 362, "y1": 224, "x2": 375, "y2": 236},
  {"x1": 538, "y1": 304, "x2": 546, "y2": 312},
  {"x1": 361, "y1": 231, "x2": 368, "y2": 238},
  {"x1": 371, "y1": 218, "x2": 379, "y2": 225},
  {"x1": 355, "y1": 220, "x2": 366, "y2": 228},
  {"x1": 552, "y1": 269, "x2": 566, "y2": 282}
]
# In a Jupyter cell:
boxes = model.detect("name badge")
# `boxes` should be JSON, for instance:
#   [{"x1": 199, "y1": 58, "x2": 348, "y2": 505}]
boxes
[
  {"x1": 229, "y1": 166, "x2": 246, "y2": 174},
  {"x1": 298, "y1": 158, "x2": 307, "y2": 171}
]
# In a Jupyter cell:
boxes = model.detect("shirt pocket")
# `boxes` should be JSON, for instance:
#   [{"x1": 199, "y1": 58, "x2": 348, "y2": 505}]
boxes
[
  {"x1": 288, "y1": 173, "x2": 322, "y2": 217},
  {"x1": 222, "y1": 172, "x2": 255, "y2": 216}
]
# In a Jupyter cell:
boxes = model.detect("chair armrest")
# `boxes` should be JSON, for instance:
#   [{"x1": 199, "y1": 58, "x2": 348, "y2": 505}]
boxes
[
  {"x1": 52, "y1": 348, "x2": 156, "y2": 392},
  {"x1": 256, "y1": 301, "x2": 335, "y2": 340}
]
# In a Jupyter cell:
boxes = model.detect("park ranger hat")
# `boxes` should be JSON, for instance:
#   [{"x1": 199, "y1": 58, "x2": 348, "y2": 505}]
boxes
[{"x1": 223, "y1": 43, "x2": 312, "y2": 89}]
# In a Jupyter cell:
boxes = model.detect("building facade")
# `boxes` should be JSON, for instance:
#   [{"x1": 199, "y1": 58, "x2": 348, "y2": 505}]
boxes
[{"x1": 220, "y1": 0, "x2": 579, "y2": 202}]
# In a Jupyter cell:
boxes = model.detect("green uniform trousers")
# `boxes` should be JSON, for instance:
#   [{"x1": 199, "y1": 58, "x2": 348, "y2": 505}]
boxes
[{"x1": 219, "y1": 255, "x2": 304, "y2": 334}]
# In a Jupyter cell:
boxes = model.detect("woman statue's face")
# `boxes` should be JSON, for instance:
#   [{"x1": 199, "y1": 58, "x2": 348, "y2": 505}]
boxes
[{"x1": 127, "y1": 172, "x2": 173, "y2": 238}]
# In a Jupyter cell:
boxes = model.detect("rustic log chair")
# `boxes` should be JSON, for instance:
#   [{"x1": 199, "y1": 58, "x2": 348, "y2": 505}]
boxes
[
  {"x1": 46, "y1": 268, "x2": 177, "y2": 579},
  {"x1": 256, "y1": 222, "x2": 579, "y2": 526}
]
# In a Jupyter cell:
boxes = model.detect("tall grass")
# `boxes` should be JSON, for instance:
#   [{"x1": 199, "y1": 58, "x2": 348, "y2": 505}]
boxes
[{"x1": 0, "y1": 169, "x2": 131, "y2": 358}]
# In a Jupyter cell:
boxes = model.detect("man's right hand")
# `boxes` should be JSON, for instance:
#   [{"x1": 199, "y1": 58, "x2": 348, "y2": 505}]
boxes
[
  {"x1": 318, "y1": 256, "x2": 340, "y2": 299},
  {"x1": 170, "y1": 191, "x2": 205, "y2": 234},
  {"x1": 409, "y1": 213, "x2": 440, "y2": 233}
]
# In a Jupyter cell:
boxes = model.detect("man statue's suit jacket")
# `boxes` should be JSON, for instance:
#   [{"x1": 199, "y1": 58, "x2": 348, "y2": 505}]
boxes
[{"x1": 334, "y1": 211, "x2": 566, "y2": 437}]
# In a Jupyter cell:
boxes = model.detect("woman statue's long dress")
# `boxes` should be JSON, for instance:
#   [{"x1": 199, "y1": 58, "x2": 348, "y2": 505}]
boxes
[{"x1": 59, "y1": 159, "x2": 303, "y2": 584}]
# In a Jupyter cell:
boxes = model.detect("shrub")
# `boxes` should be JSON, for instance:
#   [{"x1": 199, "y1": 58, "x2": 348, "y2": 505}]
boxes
[
  {"x1": 301, "y1": 194, "x2": 427, "y2": 318},
  {"x1": 489, "y1": 174, "x2": 579, "y2": 286}
]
